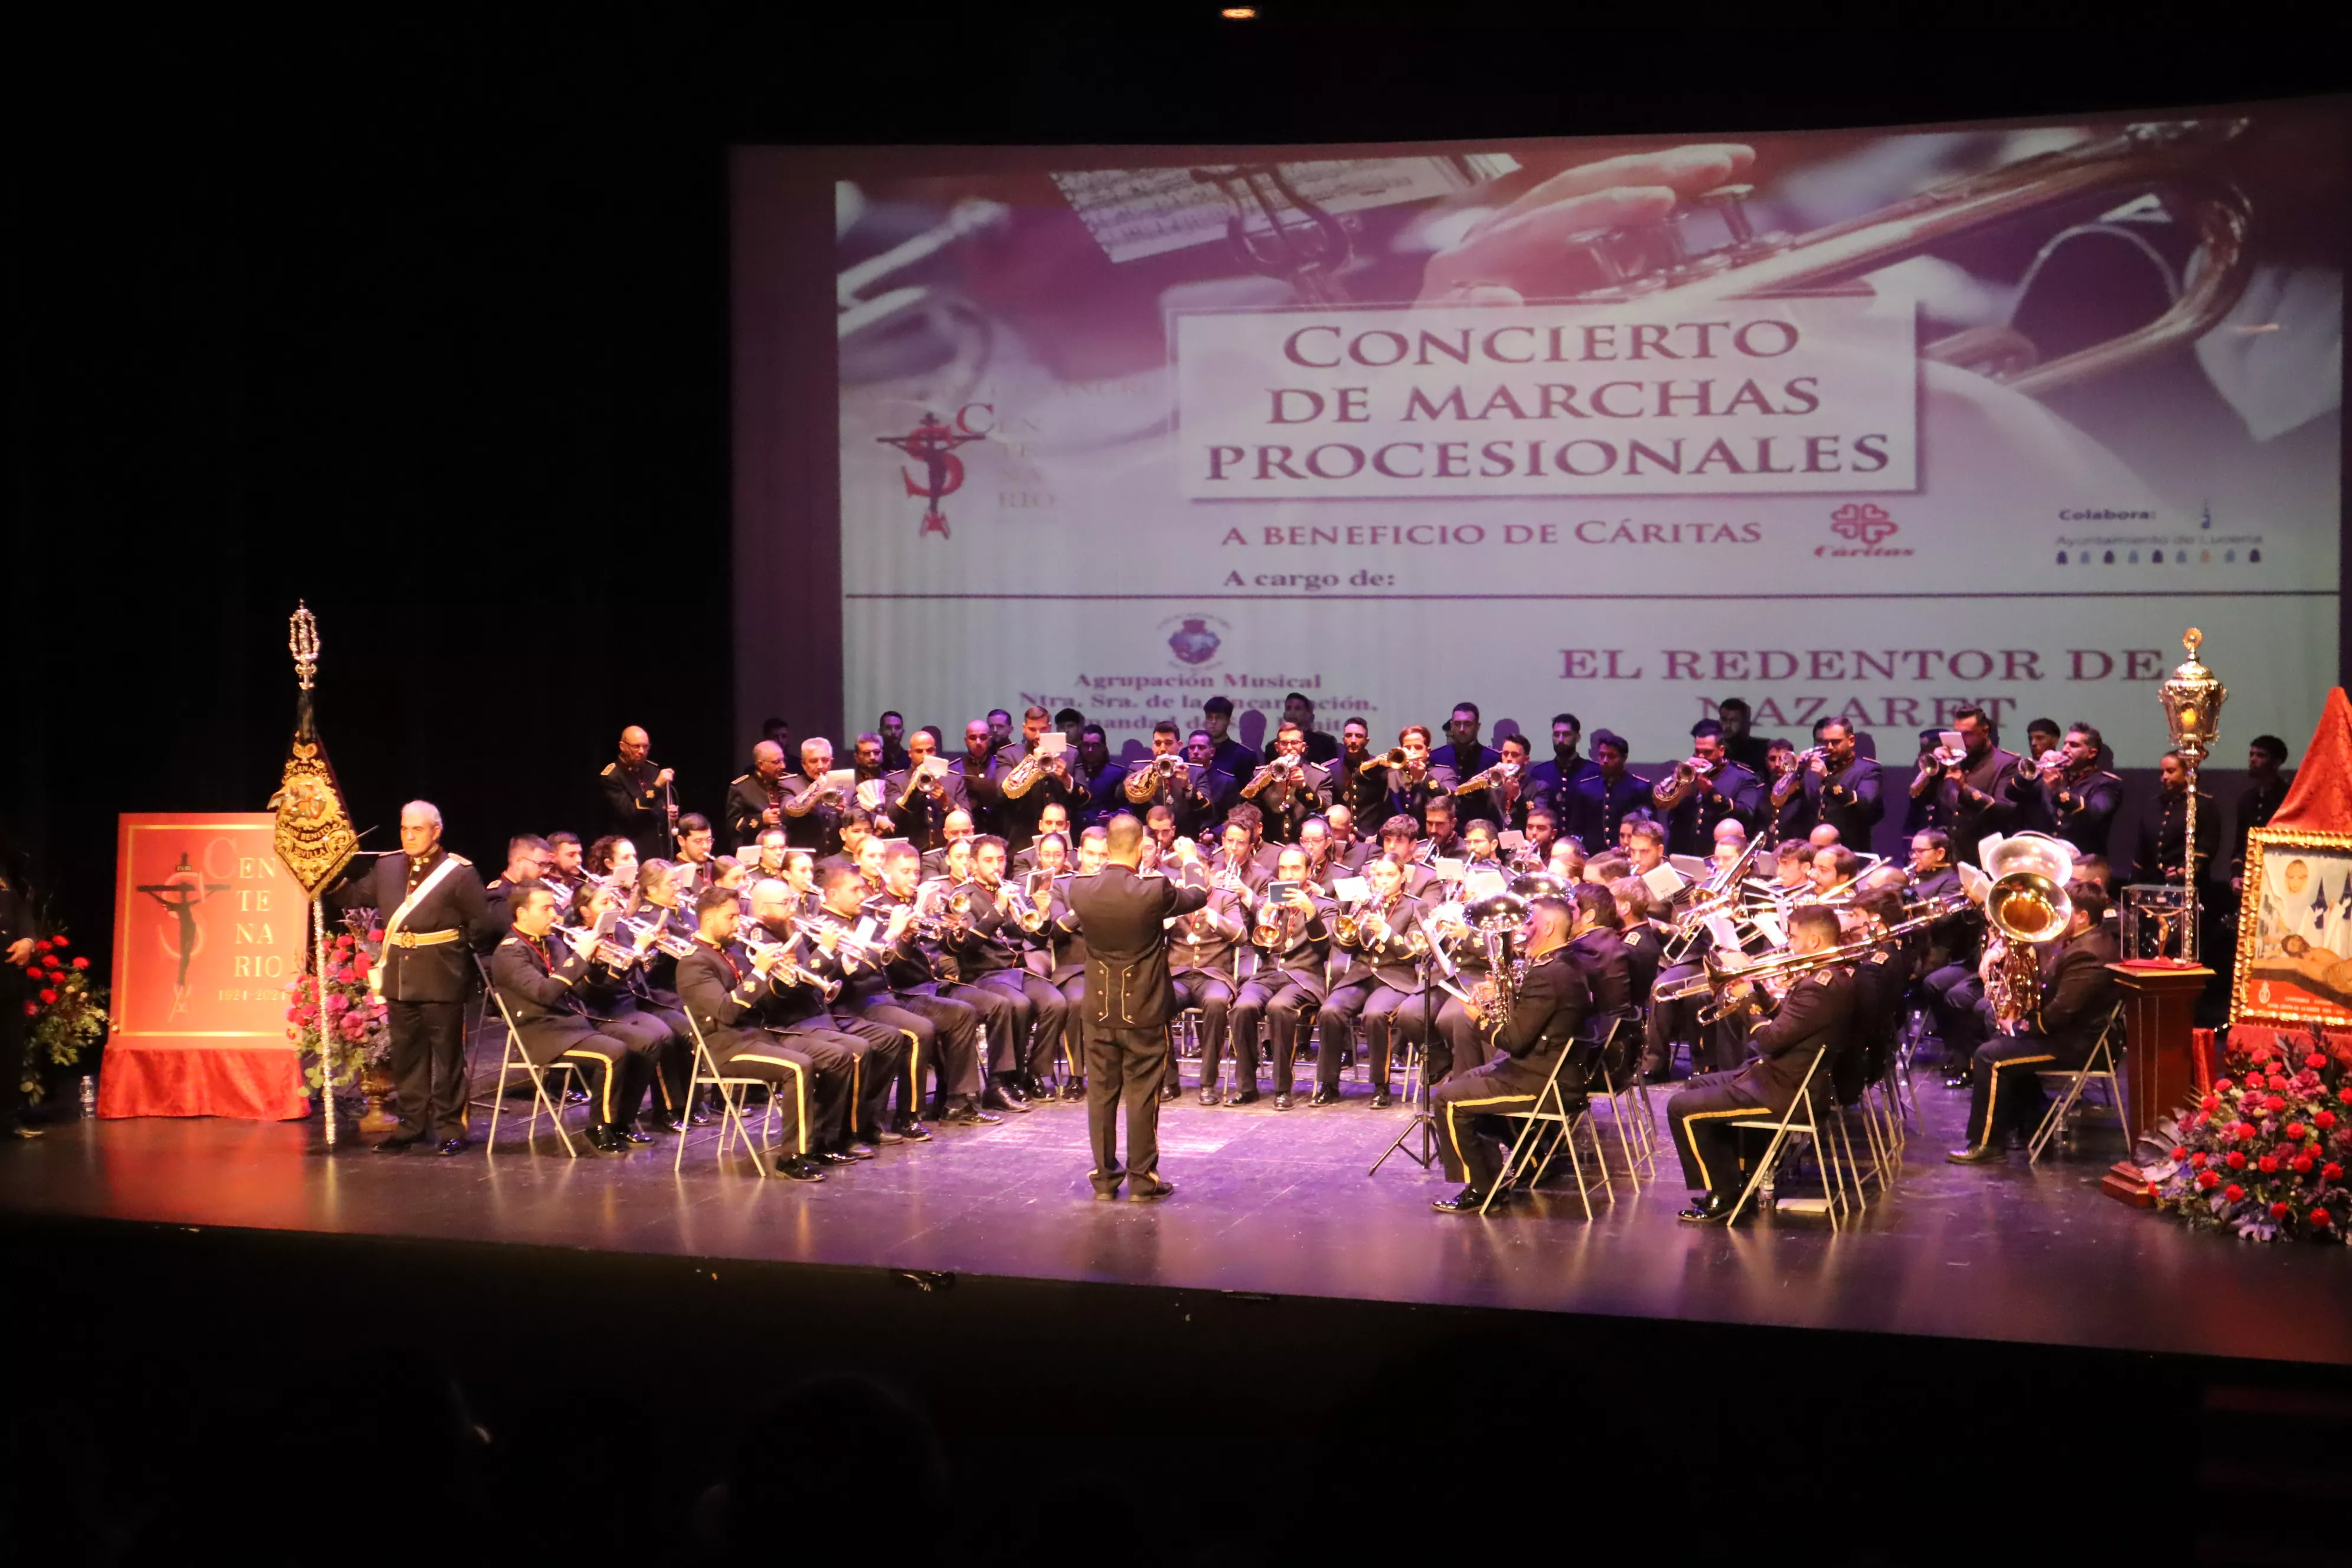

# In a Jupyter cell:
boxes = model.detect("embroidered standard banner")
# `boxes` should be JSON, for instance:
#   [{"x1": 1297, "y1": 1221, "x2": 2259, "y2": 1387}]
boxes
[{"x1": 100, "y1": 813, "x2": 308, "y2": 1119}]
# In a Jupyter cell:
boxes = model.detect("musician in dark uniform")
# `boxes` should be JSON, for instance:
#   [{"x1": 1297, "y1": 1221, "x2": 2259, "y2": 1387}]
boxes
[
  {"x1": 672, "y1": 885, "x2": 841, "y2": 1181},
  {"x1": 1563, "y1": 884, "x2": 1634, "y2": 1024},
  {"x1": 1652, "y1": 720, "x2": 1764, "y2": 858},
  {"x1": 1430, "y1": 894, "x2": 1592, "y2": 1213},
  {"x1": 1608, "y1": 877, "x2": 1664, "y2": 1008},
  {"x1": 1072, "y1": 725, "x2": 1130, "y2": 830},
  {"x1": 1667, "y1": 903, "x2": 1855, "y2": 1222},
  {"x1": 1314, "y1": 852, "x2": 1428, "y2": 1108},
  {"x1": 2232, "y1": 736, "x2": 2292, "y2": 891},
  {"x1": 1230, "y1": 845, "x2": 1335, "y2": 1110},
  {"x1": 489, "y1": 886, "x2": 660, "y2": 1152},
  {"x1": 1563, "y1": 731, "x2": 1651, "y2": 854},
  {"x1": 334, "y1": 801, "x2": 493, "y2": 1154},
  {"x1": 724, "y1": 740, "x2": 791, "y2": 847},
  {"x1": 1436, "y1": 703, "x2": 1502, "y2": 826},
  {"x1": 1907, "y1": 707, "x2": 2018, "y2": 864},
  {"x1": 600, "y1": 726, "x2": 675, "y2": 858},
  {"x1": 946, "y1": 836, "x2": 1068, "y2": 1104},
  {"x1": 991, "y1": 705, "x2": 1081, "y2": 854},
  {"x1": 1949, "y1": 881, "x2": 2119, "y2": 1162},
  {"x1": 951, "y1": 720, "x2": 1007, "y2": 840},
  {"x1": 2004, "y1": 724, "x2": 2121, "y2": 858},
  {"x1": 1335, "y1": 718, "x2": 1388, "y2": 825},
  {"x1": 1066, "y1": 814, "x2": 1209, "y2": 1200},
  {"x1": 781, "y1": 739, "x2": 849, "y2": 858},
  {"x1": 1802, "y1": 719, "x2": 1884, "y2": 848},
  {"x1": 1236, "y1": 722, "x2": 1330, "y2": 844},
  {"x1": 2135, "y1": 750, "x2": 2219, "y2": 887},
  {"x1": 883, "y1": 726, "x2": 965, "y2": 852},
  {"x1": 1201, "y1": 695, "x2": 1258, "y2": 781},
  {"x1": 1759, "y1": 740, "x2": 1812, "y2": 845},
  {"x1": 1172, "y1": 852, "x2": 1253, "y2": 1105},
  {"x1": 854, "y1": 843, "x2": 992, "y2": 1123},
  {"x1": 1527, "y1": 713, "x2": 1600, "y2": 824},
  {"x1": 1457, "y1": 733, "x2": 1535, "y2": 834}
]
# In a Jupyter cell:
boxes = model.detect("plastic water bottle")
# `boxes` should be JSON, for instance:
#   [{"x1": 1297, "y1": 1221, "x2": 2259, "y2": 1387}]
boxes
[{"x1": 79, "y1": 1075, "x2": 97, "y2": 1119}]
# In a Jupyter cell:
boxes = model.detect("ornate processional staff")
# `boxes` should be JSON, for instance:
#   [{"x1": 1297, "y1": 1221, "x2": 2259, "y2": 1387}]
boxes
[
  {"x1": 269, "y1": 602, "x2": 360, "y2": 1144},
  {"x1": 2158, "y1": 628, "x2": 2228, "y2": 963}
]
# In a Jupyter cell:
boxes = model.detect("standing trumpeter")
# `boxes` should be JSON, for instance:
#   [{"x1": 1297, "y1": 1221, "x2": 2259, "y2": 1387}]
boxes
[
  {"x1": 1652, "y1": 719, "x2": 1763, "y2": 858},
  {"x1": 1066, "y1": 815, "x2": 1208, "y2": 1201},
  {"x1": 600, "y1": 726, "x2": 676, "y2": 858},
  {"x1": 1429, "y1": 895, "x2": 1592, "y2": 1213},
  {"x1": 724, "y1": 740, "x2": 792, "y2": 848},
  {"x1": 2004, "y1": 723, "x2": 2121, "y2": 859},
  {"x1": 1237, "y1": 721, "x2": 1330, "y2": 844},
  {"x1": 1801, "y1": 720, "x2": 1884, "y2": 848},
  {"x1": 334, "y1": 801, "x2": 493, "y2": 1154},
  {"x1": 1370, "y1": 726, "x2": 1458, "y2": 836},
  {"x1": 1906, "y1": 706, "x2": 2017, "y2": 864},
  {"x1": 884, "y1": 726, "x2": 966, "y2": 852}
]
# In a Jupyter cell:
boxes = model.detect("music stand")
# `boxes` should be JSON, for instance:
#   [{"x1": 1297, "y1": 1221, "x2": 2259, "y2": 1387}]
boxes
[{"x1": 1370, "y1": 919, "x2": 1452, "y2": 1176}]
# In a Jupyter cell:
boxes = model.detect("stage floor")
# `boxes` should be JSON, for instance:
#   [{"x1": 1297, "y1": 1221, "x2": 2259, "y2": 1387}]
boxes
[{"x1": 4, "y1": 1066, "x2": 2348, "y2": 1367}]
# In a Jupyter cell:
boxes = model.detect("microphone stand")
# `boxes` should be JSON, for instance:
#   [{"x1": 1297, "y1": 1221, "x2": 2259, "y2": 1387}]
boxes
[{"x1": 1370, "y1": 942, "x2": 1442, "y2": 1176}]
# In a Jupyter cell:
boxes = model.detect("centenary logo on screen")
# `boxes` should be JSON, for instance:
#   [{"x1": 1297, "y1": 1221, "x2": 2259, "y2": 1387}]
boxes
[
  {"x1": 1163, "y1": 615, "x2": 1227, "y2": 669},
  {"x1": 1817, "y1": 502, "x2": 1913, "y2": 557},
  {"x1": 874, "y1": 411, "x2": 984, "y2": 538}
]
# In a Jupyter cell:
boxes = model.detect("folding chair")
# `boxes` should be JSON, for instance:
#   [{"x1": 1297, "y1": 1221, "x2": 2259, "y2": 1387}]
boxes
[
  {"x1": 1580, "y1": 1017, "x2": 1656, "y2": 1188},
  {"x1": 1480, "y1": 1035, "x2": 1612, "y2": 1219},
  {"x1": 1722, "y1": 1044, "x2": 1841, "y2": 1229},
  {"x1": 671, "y1": 1014, "x2": 798, "y2": 1180},
  {"x1": 482, "y1": 984, "x2": 586, "y2": 1159},
  {"x1": 2027, "y1": 1002, "x2": 2129, "y2": 1164}
]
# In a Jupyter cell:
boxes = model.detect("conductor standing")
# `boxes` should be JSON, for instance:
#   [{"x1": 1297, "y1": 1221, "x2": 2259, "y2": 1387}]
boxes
[{"x1": 1067, "y1": 813, "x2": 1208, "y2": 1201}]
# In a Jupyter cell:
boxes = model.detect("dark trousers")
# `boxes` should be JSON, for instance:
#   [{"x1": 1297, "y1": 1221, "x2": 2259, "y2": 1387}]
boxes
[
  {"x1": 520, "y1": 1014, "x2": 661, "y2": 1128},
  {"x1": 1361, "y1": 985, "x2": 1426, "y2": 1095},
  {"x1": 1432, "y1": 1053, "x2": 1551, "y2": 1188},
  {"x1": 826, "y1": 1014, "x2": 908, "y2": 1142},
  {"x1": 1233, "y1": 976, "x2": 1313, "y2": 1095},
  {"x1": 1314, "y1": 980, "x2": 1374, "y2": 1090},
  {"x1": 1665, "y1": 1070, "x2": 1775, "y2": 1195},
  {"x1": 1964, "y1": 1032, "x2": 2077, "y2": 1148},
  {"x1": 976, "y1": 968, "x2": 1069, "y2": 1079},
  {"x1": 850, "y1": 991, "x2": 979, "y2": 1117},
  {"x1": 1925, "y1": 963, "x2": 1984, "y2": 1057},
  {"x1": 1646, "y1": 967, "x2": 1743, "y2": 1076},
  {"x1": 386, "y1": 998, "x2": 468, "y2": 1142},
  {"x1": 1055, "y1": 975, "x2": 1087, "y2": 1082},
  {"x1": 1084, "y1": 1024, "x2": 1166, "y2": 1194},
  {"x1": 714, "y1": 1027, "x2": 851, "y2": 1157},
  {"x1": 1173, "y1": 972, "x2": 1234, "y2": 1090},
  {"x1": 606, "y1": 1003, "x2": 690, "y2": 1116},
  {"x1": 941, "y1": 982, "x2": 1019, "y2": 1075},
  {"x1": 1433, "y1": 994, "x2": 1484, "y2": 1087},
  {"x1": 0, "y1": 971, "x2": 29, "y2": 1127}
]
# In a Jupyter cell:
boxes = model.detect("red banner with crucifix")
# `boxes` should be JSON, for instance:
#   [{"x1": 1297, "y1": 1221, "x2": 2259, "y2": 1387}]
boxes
[{"x1": 100, "y1": 813, "x2": 308, "y2": 1119}]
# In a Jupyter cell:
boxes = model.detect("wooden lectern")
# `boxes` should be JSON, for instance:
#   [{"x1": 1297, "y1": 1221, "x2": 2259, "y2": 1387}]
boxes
[{"x1": 2100, "y1": 962, "x2": 2212, "y2": 1205}]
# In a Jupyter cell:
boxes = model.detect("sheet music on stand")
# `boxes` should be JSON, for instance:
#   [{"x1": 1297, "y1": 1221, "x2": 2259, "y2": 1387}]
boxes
[{"x1": 1051, "y1": 153, "x2": 1521, "y2": 266}]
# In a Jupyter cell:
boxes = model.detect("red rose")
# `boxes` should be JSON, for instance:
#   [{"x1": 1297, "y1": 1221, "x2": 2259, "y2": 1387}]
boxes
[
  {"x1": 2294, "y1": 1155, "x2": 2314, "y2": 1174},
  {"x1": 2227, "y1": 1151, "x2": 2248, "y2": 1169},
  {"x1": 71, "y1": 956, "x2": 88, "y2": 970},
  {"x1": 2286, "y1": 1122, "x2": 2307, "y2": 1141},
  {"x1": 2196, "y1": 1170, "x2": 2220, "y2": 1190},
  {"x1": 2313, "y1": 1210, "x2": 2334, "y2": 1229},
  {"x1": 2326, "y1": 1164, "x2": 2346, "y2": 1182},
  {"x1": 2224, "y1": 1184, "x2": 2245, "y2": 1202},
  {"x1": 2272, "y1": 1201, "x2": 2292, "y2": 1219},
  {"x1": 2190, "y1": 1152, "x2": 2208, "y2": 1168},
  {"x1": 2340, "y1": 1087, "x2": 2352, "y2": 1104},
  {"x1": 37, "y1": 988, "x2": 57, "y2": 1005},
  {"x1": 2266, "y1": 1094, "x2": 2288, "y2": 1112},
  {"x1": 2216, "y1": 1077, "x2": 2234, "y2": 1093},
  {"x1": 22, "y1": 967, "x2": 38, "y2": 980},
  {"x1": 2170, "y1": 1146, "x2": 2188, "y2": 1160},
  {"x1": 50, "y1": 935, "x2": 67, "y2": 949},
  {"x1": 43, "y1": 953, "x2": 61, "y2": 969},
  {"x1": 2258, "y1": 1156, "x2": 2279, "y2": 1174},
  {"x1": 2320, "y1": 1112, "x2": 2339, "y2": 1130}
]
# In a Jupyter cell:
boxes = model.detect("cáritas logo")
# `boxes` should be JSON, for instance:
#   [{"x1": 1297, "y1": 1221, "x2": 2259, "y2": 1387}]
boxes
[{"x1": 1817, "y1": 502, "x2": 1913, "y2": 557}]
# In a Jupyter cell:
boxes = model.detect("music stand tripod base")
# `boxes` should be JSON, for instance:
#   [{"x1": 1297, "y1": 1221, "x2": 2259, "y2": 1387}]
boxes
[{"x1": 1370, "y1": 951, "x2": 1445, "y2": 1176}]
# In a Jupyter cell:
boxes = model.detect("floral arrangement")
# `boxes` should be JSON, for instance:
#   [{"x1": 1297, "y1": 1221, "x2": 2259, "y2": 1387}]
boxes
[
  {"x1": 20, "y1": 931, "x2": 106, "y2": 1100},
  {"x1": 2139, "y1": 1022, "x2": 2351, "y2": 1243},
  {"x1": 285, "y1": 912, "x2": 391, "y2": 1097}
]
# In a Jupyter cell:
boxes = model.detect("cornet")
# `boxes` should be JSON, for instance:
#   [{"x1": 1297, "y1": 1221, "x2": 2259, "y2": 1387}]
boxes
[{"x1": 1451, "y1": 760, "x2": 1520, "y2": 796}]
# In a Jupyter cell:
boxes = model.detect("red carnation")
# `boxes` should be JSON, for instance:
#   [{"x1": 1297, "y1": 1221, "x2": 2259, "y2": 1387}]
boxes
[
  {"x1": 2320, "y1": 1112, "x2": 2340, "y2": 1130},
  {"x1": 2269, "y1": 1074, "x2": 2290, "y2": 1092},
  {"x1": 368, "y1": 928, "x2": 386, "y2": 942},
  {"x1": 22, "y1": 967, "x2": 38, "y2": 980},
  {"x1": 35, "y1": 939, "x2": 52, "y2": 953},
  {"x1": 2224, "y1": 1184, "x2": 2245, "y2": 1202},
  {"x1": 2313, "y1": 1209, "x2": 2334, "y2": 1229},
  {"x1": 2227, "y1": 1150, "x2": 2248, "y2": 1169},
  {"x1": 2272, "y1": 1201, "x2": 2292, "y2": 1219},
  {"x1": 2237, "y1": 1122, "x2": 2260, "y2": 1141},
  {"x1": 2266, "y1": 1093, "x2": 2288, "y2": 1112},
  {"x1": 2200, "y1": 1094, "x2": 2220, "y2": 1112},
  {"x1": 43, "y1": 953, "x2": 62, "y2": 969},
  {"x1": 50, "y1": 935, "x2": 67, "y2": 949},
  {"x1": 37, "y1": 988, "x2": 57, "y2": 1005},
  {"x1": 2216, "y1": 1077, "x2": 2234, "y2": 1093},
  {"x1": 2190, "y1": 1152, "x2": 2208, "y2": 1168},
  {"x1": 2170, "y1": 1146, "x2": 2188, "y2": 1160},
  {"x1": 2286, "y1": 1121, "x2": 2307, "y2": 1141},
  {"x1": 2326, "y1": 1164, "x2": 2345, "y2": 1182},
  {"x1": 2259, "y1": 1155, "x2": 2279, "y2": 1174},
  {"x1": 71, "y1": 956, "x2": 88, "y2": 970},
  {"x1": 2294, "y1": 1155, "x2": 2314, "y2": 1174},
  {"x1": 2252, "y1": 1044, "x2": 2272, "y2": 1061},
  {"x1": 2196, "y1": 1170, "x2": 2220, "y2": 1190},
  {"x1": 2338, "y1": 1086, "x2": 2352, "y2": 1104}
]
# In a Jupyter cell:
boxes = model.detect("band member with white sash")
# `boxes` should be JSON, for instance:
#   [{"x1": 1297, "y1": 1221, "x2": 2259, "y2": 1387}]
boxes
[{"x1": 335, "y1": 801, "x2": 492, "y2": 1154}]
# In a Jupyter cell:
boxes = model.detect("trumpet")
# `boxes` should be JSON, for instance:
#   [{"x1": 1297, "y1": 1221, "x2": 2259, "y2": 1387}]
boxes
[
  {"x1": 2014, "y1": 749, "x2": 2069, "y2": 784},
  {"x1": 1451, "y1": 760, "x2": 1521, "y2": 796},
  {"x1": 741, "y1": 930, "x2": 841, "y2": 1002},
  {"x1": 613, "y1": 912, "x2": 696, "y2": 959},
  {"x1": 553, "y1": 922, "x2": 640, "y2": 971}
]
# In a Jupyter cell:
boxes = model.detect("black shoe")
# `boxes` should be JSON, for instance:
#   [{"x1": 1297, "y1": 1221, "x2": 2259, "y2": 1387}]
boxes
[
  {"x1": 776, "y1": 1154, "x2": 829, "y2": 1181},
  {"x1": 584, "y1": 1125, "x2": 620, "y2": 1153},
  {"x1": 435, "y1": 1137, "x2": 469, "y2": 1157},
  {"x1": 371, "y1": 1131, "x2": 420, "y2": 1153},
  {"x1": 943, "y1": 1100, "x2": 1002, "y2": 1125},
  {"x1": 1432, "y1": 1187, "x2": 1489, "y2": 1213},
  {"x1": 979, "y1": 1086, "x2": 1027, "y2": 1113},
  {"x1": 618, "y1": 1123, "x2": 654, "y2": 1145},
  {"x1": 642, "y1": 1116, "x2": 681, "y2": 1136},
  {"x1": 1127, "y1": 1177, "x2": 1176, "y2": 1202},
  {"x1": 1273, "y1": 1092, "x2": 1295, "y2": 1111},
  {"x1": 1308, "y1": 1086, "x2": 1338, "y2": 1108},
  {"x1": 1226, "y1": 1089, "x2": 1260, "y2": 1106},
  {"x1": 1677, "y1": 1192, "x2": 1733, "y2": 1223},
  {"x1": 688, "y1": 1105, "x2": 714, "y2": 1126},
  {"x1": 1060, "y1": 1079, "x2": 1086, "y2": 1102},
  {"x1": 1370, "y1": 1089, "x2": 1394, "y2": 1109},
  {"x1": 1093, "y1": 1184, "x2": 1122, "y2": 1202},
  {"x1": 563, "y1": 1087, "x2": 590, "y2": 1106},
  {"x1": 1198, "y1": 1086, "x2": 1223, "y2": 1107},
  {"x1": 873, "y1": 1126, "x2": 906, "y2": 1144},
  {"x1": 844, "y1": 1142, "x2": 878, "y2": 1160},
  {"x1": 891, "y1": 1116, "x2": 932, "y2": 1142},
  {"x1": 1157, "y1": 1081, "x2": 1181, "y2": 1103},
  {"x1": 1946, "y1": 1144, "x2": 2005, "y2": 1164}
]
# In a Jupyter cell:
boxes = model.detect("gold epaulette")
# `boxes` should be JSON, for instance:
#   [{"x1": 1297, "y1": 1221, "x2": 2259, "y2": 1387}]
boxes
[{"x1": 602, "y1": 763, "x2": 616, "y2": 775}]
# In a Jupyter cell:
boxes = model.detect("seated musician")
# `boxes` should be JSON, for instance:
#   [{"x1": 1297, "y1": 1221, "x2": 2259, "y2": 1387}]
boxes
[
  {"x1": 484, "y1": 834, "x2": 556, "y2": 940},
  {"x1": 1295, "y1": 815, "x2": 1344, "y2": 892},
  {"x1": 818, "y1": 808, "x2": 878, "y2": 882},
  {"x1": 789, "y1": 866, "x2": 917, "y2": 1150},
  {"x1": 1667, "y1": 903, "x2": 1857, "y2": 1223},
  {"x1": 946, "y1": 835, "x2": 1069, "y2": 1106},
  {"x1": 1948, "y1": 881, "x2": 2119, "y2": 1164},
  {"x1": 749, "y1": 828, "x2": 790, "y2": 884},
  {"x1": 1710, "y1": 819, "x2": 1750, "y2": 876},
  {"x1": 1455, "y1": 818, "x2": 1508, "y2": 885},
  {"x1": 778, "y1": 848, "x2": 822, "y2": 917},
  {"x1": 563, "y1": 877, "x2": 690, "y2": 1129},
  {"x1": 1206, "y1": 812, "x2": 1270, "y2": 891},
  {"x1": 725, "y1": 740, "x2": 790, "y2": 847},
  {"x1": 1521, "y1": 802, "x2": 1561, "y2": 869},
  {"x1": 1622, "y1": 818, "x2": 1672, "y2": 882},
  {"x1": 672, "y1": 884, "x2": 851, "y2": 1182},
  {"x1": 1841, "y1": 886, "x2": 1915, "y2": 1107},
  {"x1": 1238, "y1": 721, "x2": 1329, "y2": 844},
  {"x1": 1375, "y1": 815, "x2": 1436, "y2": 897},
  {"x1": 627, "y1": 860, "x2": 696, "y2": 1004},
  {"x1": 782, "y1": 739, "x2": 848, "y2": 857},
  {"x1": 1806, "y1": 844, "x2": 1862, "y2": 906},
  {"x1": 854, "y1": 842, "x2": 993, "y2": 1125},
  {"x1": 1010, "y1": 803, "x2": 1072, "y2": 876},
  {"x1": 1175, "y1": 838, "x2": 1255, "y2": 1106},
  {"x1": 1313, "y1": 851, "x2": 1430, "y2": 1108},
  {"x1": 1768, "y1": 840, "x2": 1811, "y2": 894},
  {"x1": 1324, "y1": 802, "x2": 1367, "y2": 871},
  {"x1": 1139, "y1": 805, "x2": 1182, "y2": 872},
  {"x1": 585, "y1": 835, "x2": 638, "y2": 900},
  {"x1": 669, "y1": 814, "x2": 717, "y2": 896},
  {"x1": 1608, "y1": 876, "x2": 1664, "y2": 1008},
  {"x1": 1229, "y1": 845, "x2": 1334, "y2": 1111},
  {"x1": 1035, "y1": 827, "x2": 1108, "y2": 1102},
  {"x1": 490, "y1": 884, "x2": 665, "y2": 1152},
  {"x1": 1430, "y1": 894, "x2": 1593, "y2": 1213},
  {"x1": 544, "y1": 831, "x2": 586, "y2": 899},
  {"x1": 1417, "y1": 795, "x2": 1466, "y2": 865},
  {"x1": 1563, "y1": 883, "x2": 1634, "y2": 1027}
]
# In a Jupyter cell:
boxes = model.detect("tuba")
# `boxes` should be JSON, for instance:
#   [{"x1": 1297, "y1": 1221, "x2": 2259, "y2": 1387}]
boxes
[{"x1": 1981, "y1": 832, "x2": 2078, "y2": 1032}]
